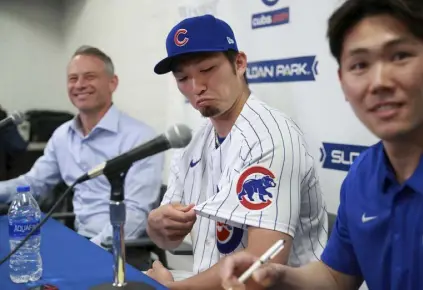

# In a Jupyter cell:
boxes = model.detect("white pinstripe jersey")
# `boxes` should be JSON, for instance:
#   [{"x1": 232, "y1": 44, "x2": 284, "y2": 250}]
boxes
[{"x1": 161, "y1": 94, "x2": 328, "y2": 274}]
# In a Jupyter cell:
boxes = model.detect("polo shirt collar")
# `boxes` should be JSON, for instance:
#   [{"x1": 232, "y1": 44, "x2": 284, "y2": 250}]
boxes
[{"x1": 377, "y1": 142, "x2": 423, "y2": 195}]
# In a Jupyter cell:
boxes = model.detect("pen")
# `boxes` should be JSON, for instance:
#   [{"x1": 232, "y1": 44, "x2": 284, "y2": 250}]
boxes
[{"x1": 237, "y1": 239, "x2": 285, "y2": 284}]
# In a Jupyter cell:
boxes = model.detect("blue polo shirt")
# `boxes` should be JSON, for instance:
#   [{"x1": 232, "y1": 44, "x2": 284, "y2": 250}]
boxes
[{"x1": 321, "y1": 141, "x2": 423, "y2": 290}]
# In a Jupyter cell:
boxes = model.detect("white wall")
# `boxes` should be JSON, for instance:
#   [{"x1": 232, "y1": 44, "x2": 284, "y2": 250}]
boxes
[{"x1": 0, "y1": 0, "x2": 73, "y2": 114}]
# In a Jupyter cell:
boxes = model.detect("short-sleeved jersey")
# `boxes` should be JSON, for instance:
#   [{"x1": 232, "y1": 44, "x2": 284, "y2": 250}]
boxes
[{"x1": 162, "y1": 94, "x2": 327, "y2": 274}]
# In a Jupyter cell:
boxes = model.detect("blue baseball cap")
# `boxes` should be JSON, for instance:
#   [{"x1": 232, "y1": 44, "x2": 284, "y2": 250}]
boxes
[{"x1": 154, "y1": 14, "x2": 239, "y2": 75}]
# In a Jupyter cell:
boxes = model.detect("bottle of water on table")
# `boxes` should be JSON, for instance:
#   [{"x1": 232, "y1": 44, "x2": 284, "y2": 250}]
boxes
[{"x1": 8, "y1": 185, "x2": 43, "y2": 283}]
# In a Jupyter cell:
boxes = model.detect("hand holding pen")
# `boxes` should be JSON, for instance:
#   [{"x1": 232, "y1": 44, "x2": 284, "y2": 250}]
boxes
[{"x1": 220, "y1": 239, "x2": 286, "y2": 290}]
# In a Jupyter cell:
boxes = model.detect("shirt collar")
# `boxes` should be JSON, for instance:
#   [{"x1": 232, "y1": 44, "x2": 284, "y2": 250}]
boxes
[
  {"x1": 233, "y1": 92, "x2": 255, "y2": 127},
  {"x1": 70, "y1": 104, "x2": 120, "y2": 135},
  {"x1": 377, "y1": 142, "x2": 423, "y2": 195},
  {"x1": 407, "y1": 153, "x2": 423, "y2": 194}
]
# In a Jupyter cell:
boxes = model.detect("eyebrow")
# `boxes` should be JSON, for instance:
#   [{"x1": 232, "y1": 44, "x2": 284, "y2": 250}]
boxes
[
  {"x1": 68, "y1": 71, "x2": 97, "y2": 76},
  {"x1": 173, "y1": 67, "x2": 185, "y2": 74},
  {"x1": 67, "y1": 72, "x2": 98, "y2": 80},
  {"x1": 346, "y1": 37, "x2": 417, "y2": 57}
]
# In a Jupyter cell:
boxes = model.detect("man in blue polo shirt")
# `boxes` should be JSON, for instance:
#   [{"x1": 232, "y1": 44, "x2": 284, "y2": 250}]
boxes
[{"x1": 220, "y1": 0, "x2": 423, "y2": 289}]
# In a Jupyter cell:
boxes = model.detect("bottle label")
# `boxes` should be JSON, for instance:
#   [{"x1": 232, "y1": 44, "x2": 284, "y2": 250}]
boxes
[{"x1": 9, "y1": 220, "x2": 41, "y2": 238}]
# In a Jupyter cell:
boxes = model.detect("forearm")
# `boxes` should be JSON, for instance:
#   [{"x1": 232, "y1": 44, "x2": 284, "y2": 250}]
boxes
[
  {"x1": 166, "y1": 262, "x2": 222, "y2": 290},
  {"x1": 0, "y1": 135, "x2": 62, "y2": 204},
  {"x1": 0, "y1": 174, "x2": 49, "y2": 203},
  {"x1": 281, "y1": 262, "x2": 342, "y2": 290},
  {"x1": 146, "y1": 225, "x2": 185, "y2": 250},
  {"x1": 0, "y1": 158, "x2": 61, "y2": 204},
  {"x1": 168, "y1": 256, "x2": 268, "y2": 290}
]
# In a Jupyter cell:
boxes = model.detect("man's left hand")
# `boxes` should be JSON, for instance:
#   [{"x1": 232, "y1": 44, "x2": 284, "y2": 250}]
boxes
[{"x1": 146, "y1": 260, "x2": 174, "y2": 286}]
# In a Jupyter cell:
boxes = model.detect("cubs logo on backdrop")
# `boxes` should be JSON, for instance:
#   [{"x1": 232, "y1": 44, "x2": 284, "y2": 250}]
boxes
[
  {"x1": 216, "y1": 222, "x2": 244, "y2": 254},
  {"x1": 247, "y1": 55, "x2": 319, "y2": 83},
  {"x1": 236, "y1": 165, "x2": 276, "y2": 210},
  {"x1": 320, "y1": 142, "x2": 369, "y2": 172},
  {"x1": 251, "y1": 7, "x2": 290, "y2": 29}
]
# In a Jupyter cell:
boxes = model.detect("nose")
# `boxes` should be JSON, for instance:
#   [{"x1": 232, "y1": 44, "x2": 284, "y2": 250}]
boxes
[
  {"x1": 191, "y1": 76, "x2": 206, "y2": 96},
  {"x1": 369, "y1": 62, "x2": 394, "y2": 96},
  {"x1": 74, "y1": 77, "x2": 87, "y2": 90}
]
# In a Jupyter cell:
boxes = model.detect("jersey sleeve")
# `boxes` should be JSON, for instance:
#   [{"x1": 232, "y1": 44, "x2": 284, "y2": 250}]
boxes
[
  {"x1": 161, "y1": 149, "x2": 185, "y2": 205},
  {"x1": 194, "y1": 120, "x2": 309, "y2": 238}
]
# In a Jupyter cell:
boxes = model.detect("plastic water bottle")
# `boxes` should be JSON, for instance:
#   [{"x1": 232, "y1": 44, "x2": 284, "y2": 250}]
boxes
[{"x1": 8, "y1": 185, "x2": 42, "y2": 283}]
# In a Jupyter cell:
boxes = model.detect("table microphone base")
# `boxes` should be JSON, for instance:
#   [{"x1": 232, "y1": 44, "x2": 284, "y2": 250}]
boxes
[{"x1": 90, "y1": 281, "x2": 156, "y2": 290}]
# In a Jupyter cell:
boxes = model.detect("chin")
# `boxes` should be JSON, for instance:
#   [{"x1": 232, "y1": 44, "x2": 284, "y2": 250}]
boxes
[
  {"x1": 372, "y1": 125, "x2": 417, "y2": 142},
  {"x1": 199, "y1": 106, "x2": 221, "y2": 118},
  {"x1": 75, "y1": 105, "x2": 97, "y2": 112},
  {"x1": 74, "y1": 104, "x2": 88, "y2": 110}
]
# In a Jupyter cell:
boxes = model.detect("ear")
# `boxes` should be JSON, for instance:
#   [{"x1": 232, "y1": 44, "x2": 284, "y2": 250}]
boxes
[
  {"x1": 109, "y1": 75, "x2": 119, "y2": 93},
  {"x1": 235, "y1": 51, "x2": 248, "y2": 76},
  {"x1": 338, "y1": 68, "x2": 349, "y2": 102}
]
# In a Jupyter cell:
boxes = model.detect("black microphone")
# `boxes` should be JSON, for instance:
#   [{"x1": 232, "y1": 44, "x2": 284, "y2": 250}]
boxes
[
  {"x1": 0, "y1": 111, "x2": 24, "y2": 131},
  {"x1": 76, "y1": 123, "x2": 192, "y2": 184}
]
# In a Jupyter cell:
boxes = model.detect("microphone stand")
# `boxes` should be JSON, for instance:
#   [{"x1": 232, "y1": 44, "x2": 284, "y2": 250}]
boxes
[{"x1": 91, "y1": 169, "x2": 153, "y2": 290}]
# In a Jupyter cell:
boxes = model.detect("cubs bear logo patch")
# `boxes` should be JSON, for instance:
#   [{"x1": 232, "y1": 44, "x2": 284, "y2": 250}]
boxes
[
  {"x1": 216, "y1": 221, "x2": 243, "y2": 254},
  {"x1": 236, "y1": 165, "x2": 277, "y2": 210}
]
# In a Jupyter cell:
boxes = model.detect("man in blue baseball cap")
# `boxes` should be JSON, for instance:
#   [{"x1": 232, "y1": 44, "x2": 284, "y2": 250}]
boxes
[
  {"x1": 153, "y1": 14, "x2": 239, "y2": 75},
  {"x1": 146, "y1": 14, "x2": 327, "y2": 289}
]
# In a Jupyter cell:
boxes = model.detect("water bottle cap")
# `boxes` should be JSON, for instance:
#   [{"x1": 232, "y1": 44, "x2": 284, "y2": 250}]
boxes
[{"x1": 16, "y1": 185, "x2": 30, "y2": 193}]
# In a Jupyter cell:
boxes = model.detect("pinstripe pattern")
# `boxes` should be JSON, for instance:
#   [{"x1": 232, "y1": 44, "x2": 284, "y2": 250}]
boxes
[{"x1": 161, "y1": 94, "x2": 328, "y2": 274}]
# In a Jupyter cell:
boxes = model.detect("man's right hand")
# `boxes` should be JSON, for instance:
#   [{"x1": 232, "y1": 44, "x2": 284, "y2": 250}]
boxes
[
  {"x1": 221, "y1": 252, "x2": 362, "y2": 290},
  {"x1": 147, "y1": 203, "x2": 197, "y2": 242},
  {"x1": 220, "y1": 252, "x2": 286, "y2": 290}
]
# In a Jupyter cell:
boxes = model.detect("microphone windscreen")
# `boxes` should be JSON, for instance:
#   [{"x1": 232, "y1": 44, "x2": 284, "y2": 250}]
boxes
[
  {"x1": 166, "y1": 124, "x2": 192, "y2": 148},
  {"x1": 11, "y1": 111, "x2": 25, "y2": 125}
]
